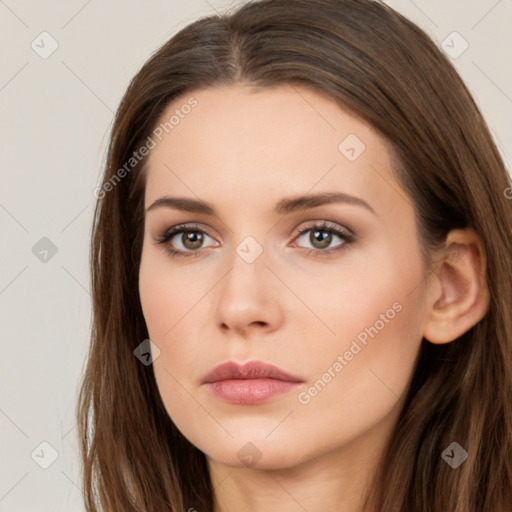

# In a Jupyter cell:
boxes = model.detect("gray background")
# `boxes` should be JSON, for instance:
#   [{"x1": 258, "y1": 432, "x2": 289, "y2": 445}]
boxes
[{"x1": 1, "y1": 1, "x2": 511, "y2": 510}]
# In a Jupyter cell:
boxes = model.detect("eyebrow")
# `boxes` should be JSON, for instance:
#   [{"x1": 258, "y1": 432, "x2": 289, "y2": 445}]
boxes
[{"x1": 145, "y1": 191, "x2": 376, "y2": 216}]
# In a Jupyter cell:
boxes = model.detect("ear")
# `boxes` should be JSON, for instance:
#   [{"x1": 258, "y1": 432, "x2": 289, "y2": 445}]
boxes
[{"x1": 423, "y1": 228, "x2": 490, "y2": 344}]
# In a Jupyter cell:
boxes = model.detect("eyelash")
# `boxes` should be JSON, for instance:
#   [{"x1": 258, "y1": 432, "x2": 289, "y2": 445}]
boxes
[{"x1": 153, "y1": 221, "x2": 355, "y2": 259}]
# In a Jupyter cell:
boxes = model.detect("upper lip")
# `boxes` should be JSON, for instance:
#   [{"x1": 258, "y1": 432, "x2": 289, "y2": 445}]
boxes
[{"x1": 202, "y1": 360, "x2": 304, "y2": 384}]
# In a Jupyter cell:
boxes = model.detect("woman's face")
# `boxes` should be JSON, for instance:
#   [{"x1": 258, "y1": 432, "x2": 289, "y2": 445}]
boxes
[{"x1": 139, "y1": 83, "x2": 430, "y2": 470}]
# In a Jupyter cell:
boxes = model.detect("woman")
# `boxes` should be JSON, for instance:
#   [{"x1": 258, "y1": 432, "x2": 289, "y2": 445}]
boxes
[{"x1": 78, "y1": 0, "x2": 512, "y2": 510}]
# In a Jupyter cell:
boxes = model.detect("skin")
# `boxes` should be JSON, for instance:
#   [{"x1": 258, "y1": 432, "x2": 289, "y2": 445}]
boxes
[{"x1": 138, "y1": 83, "x2": 489, "y2": 512}]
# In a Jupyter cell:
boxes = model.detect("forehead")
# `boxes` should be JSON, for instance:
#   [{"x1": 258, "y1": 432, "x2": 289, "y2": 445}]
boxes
[{"x1": 143, "y1": 84, "x2": 410, "y2": 218}]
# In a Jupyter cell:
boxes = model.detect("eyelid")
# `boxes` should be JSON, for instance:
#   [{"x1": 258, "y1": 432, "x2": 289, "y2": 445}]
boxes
[{"x1": 294, "y1": 220, "x2": 354, "y2": 239}]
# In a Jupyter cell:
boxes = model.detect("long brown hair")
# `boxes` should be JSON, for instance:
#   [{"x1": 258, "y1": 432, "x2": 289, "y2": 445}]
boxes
[{"x1": 78, "y1": 0, "x2": 512, "y2": 510}]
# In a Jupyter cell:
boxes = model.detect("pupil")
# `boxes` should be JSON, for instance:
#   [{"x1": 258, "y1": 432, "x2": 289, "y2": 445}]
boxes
[
  {"x1": 312, "y1": 230, "x2": 331, "y2": 248},
  {"x1": 184, "y1": 231, "x2": 203, "y2": 249}
]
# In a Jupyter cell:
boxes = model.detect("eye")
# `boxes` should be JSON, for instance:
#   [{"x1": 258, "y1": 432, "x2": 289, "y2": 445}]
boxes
[
  {"x1": 292, "y1": 221, "x2": 355, "y2": 256},
  {"x1": 153, "y1": 223, "x2": 218, "y2": 258},
  {"x1": 153, "y1": 221, "x2": 355, "y2": 259}
]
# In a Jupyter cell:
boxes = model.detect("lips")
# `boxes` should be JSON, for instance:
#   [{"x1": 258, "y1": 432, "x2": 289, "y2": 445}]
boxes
[
  {"x1": 202, "y1": 360, "x2": 304, "y2": 384},
  {"x1": 202, "y1": 360, "x2": 305, "y2": 405}
]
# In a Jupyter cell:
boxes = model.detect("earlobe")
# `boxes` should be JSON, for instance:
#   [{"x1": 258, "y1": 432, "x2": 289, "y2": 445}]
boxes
[{"x1": 423, "y1": 228, "x2": 490, "y2": 344}]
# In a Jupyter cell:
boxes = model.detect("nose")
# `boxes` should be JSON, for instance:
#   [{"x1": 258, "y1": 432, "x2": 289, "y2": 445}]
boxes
[{"x1": 214, "y1": 243, "x2": 284, "y2": 337}]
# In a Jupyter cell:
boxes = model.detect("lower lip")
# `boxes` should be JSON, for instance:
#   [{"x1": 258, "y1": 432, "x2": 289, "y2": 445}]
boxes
[{"x1": 206, "y1": 379, "x2": 302, "y2": 405}]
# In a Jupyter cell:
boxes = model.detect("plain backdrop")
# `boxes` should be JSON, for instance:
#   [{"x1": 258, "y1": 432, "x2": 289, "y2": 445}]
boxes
[{"x1": 1, "y1": 0, "x2": 511, "y2": 510}]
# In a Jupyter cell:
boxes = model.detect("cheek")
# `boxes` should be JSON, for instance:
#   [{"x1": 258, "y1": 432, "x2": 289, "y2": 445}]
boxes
[
  {"x1": 138, "y1": 249, "x2": 211, "y2": 389},
  {"x1": 138, "y1": 249, "x2": 205, "y2": 340},
  {"x1": 139, "y1": 256, "x2": 208, "y2": 437},
  {"x1": 286, "y1": 285, "x2": 424, "y2": 462},
  {"x1": 138, "y1": 271, "x2": 171, "y2": 339},
  {"x1": 289, "y1": 245, "x2": 421, "y2": 351},
  {"x1": 292, "y1": 246, "x2": 426, "y2": 402}
]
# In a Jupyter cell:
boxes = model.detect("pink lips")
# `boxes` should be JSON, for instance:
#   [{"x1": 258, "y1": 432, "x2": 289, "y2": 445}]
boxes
[{"x1": 202, "y1": 360, "x2": 304, "y2": 405}]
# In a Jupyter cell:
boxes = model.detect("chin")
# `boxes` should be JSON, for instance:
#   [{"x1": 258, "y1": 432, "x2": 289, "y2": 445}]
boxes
[{"x1": 194, "y1": 434, "x2": 311, "y2": 470}]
